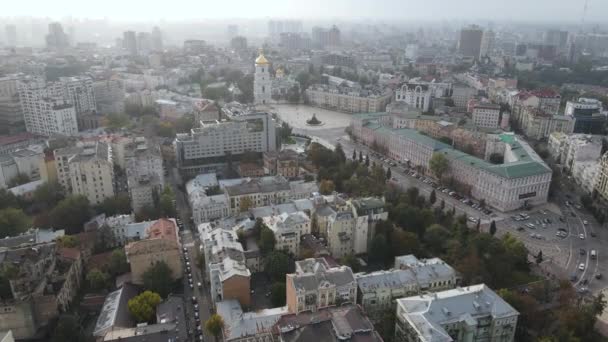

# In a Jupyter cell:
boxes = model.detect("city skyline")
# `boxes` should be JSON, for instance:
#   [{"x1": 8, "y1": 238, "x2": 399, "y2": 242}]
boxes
[{"x1": 2, "y1": 0, "x2": 607, "y2": 22}]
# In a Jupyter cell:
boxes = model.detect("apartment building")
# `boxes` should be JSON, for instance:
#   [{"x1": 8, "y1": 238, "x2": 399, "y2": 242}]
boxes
[
  {"x1": 18, "y1": 78, "x2": 78, "y2": 137},
  {"x1": 262, "y1": 211, "x2": 310, "y2": 256},
  {"x1": 125, "y1": 218, "x2": 183, "y2": 284},
  {"x1": 93, "y1": 78, "x2": 125, "y2": 114},
  {"x1": 124, "y1": 137, "x2": 164, "y2": 212},
  {"x1": 55, "y1": 76, "x2": 96, "y2": 116},
  {"x1": 596, "y1": 152, "x2": 608, "y2": 202},
  {"x1": 394, "y1": 284, "x2": 519, "y2": 342},
  {"x1": 0, "y1": 146, "x2": 43, "y2": 189},
  {"x1": 548, "y1": 133, "x2": 602, "y2": 170},
  {"x1": 199, "y1": 223, "x2": 251, "y2": 307},
  {"x1": 451, "y1": 85, "x2": 477, "y2": 108},
  {"x1": 351, "y1": 113, "x2": 552, "y2": 212},
  {"x1": 286, "y1": 258, "x2": 357, "y2": 314},
  {"x1": 263, "y1": 149, "x2": 300, "y2": 178},
  {"x1": 513, "y1": 89, "x2": 561, "y2": 116},
  {"x1": 514, "y1": 106, "x2": 575, "y2": 140},
  {"x1": 305, "y1": 84, "x2": 392, "y2": 113},
  {"x1": 216, "y1": 300, "x2": 287, "y2": 342},
  {"x1": 395, "y1": 83, "x2": 432, "y2": 112},
  {"x1": 224, "y1": 176, "x2": 293, "y2": 213},
  {"x1": 0, "y1": 74, "x2": 25, "y2": 133},
  {"x1": 54, "y1": 142, "x2": 115, "y2": 205},
  {"x1": 174, "y1": 111, "x2": 277, "y2": 175},
  {"x1": 356, "y1": 255, "x2": 458, "y2": 321},
  {"x1": 103, "y1": 214, "x2": 155, "y2": 246},
  {"x1": 472, "y1": 103, "x2": 500, "y2": 128}
]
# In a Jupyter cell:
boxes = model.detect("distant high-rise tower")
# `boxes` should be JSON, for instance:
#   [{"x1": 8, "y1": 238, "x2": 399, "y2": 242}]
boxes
[
  {"x1": 458, "y1": 25, "x2": 483, "y2": 59},
  {"x1": 254, "y1": 49, "x2": 271, "y2": 106},
  {"x1": 123, "y1": 31, "x2": 138, "y2": 56},
  {"x1": 227, "y1": 25, "x2": 239, "y2": 39},
  {"x1": 5, "y1": 25, "x2": 17, "y2": 47},
  {"x1": 151, "y1": 26, "x2": 163, "y2": 51},
  {"x1": 480, "y1": 30, "x2": 496, "y2": 57},
  {"x1": 46, "y1": 22, "x2": 69, "y2": 50}
]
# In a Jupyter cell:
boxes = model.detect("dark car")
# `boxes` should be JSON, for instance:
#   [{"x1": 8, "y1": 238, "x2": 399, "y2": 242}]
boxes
[
  {"x1": 580, "y1": 249, "x2": 586, "y2": 255},
  {"x1": 596, "y1": 273, "x2": 603, "y2": 280},
  {"x1": 590, "y1": 232, "x2": 597, "y2": 237},
  {"x1": 571, "y1": 212, "x2": 576, "y2": 217}
]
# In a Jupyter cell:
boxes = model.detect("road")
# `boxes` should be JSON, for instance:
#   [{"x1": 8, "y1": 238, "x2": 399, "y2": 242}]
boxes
[{"x1": 168, "y1": 167, "x2": 213, "y2": 341}]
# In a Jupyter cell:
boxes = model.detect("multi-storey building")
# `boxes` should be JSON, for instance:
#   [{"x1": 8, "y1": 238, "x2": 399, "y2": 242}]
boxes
[
  {"x1": 174, "y1": 111, "x2": 277, "y2": 175},
  {"x1": 124, "y1": 137, "x2": 164, "y2": 212},
  {"x1": 451, "y1": 85, "x2": 477, "y2": 108},
  {"x1": 199, "y1": 224, "x2": 251, "y2": 307},
  {"x1": 513, "y1": 89, "x2": 561, "y2": 116},
  {"x1": 515, "y1": 106, "x2": 575, "y2": 140},
  {"x1": 263, "y1": 149, "x2": 300, "y2": 178},
  {"x1": 125, "y1": 218, "x2": 183, "y2": 284},
  {"x1": 395, "y1": 83, "x2": 432, "y2": 112},
  {"x1": 0, "y1": 74, "x2": 25, "y2": 133},
  {"x1": 356, "y1": 255, "x2": 458, "y2": 321},
  {"x1": 394, "y1": 284, "x2": 519, "y2": 342},
  {"x1": 286, "y1": 258, "x2": 357, "y2": 314},
  {"x1": 351, "y1": 113, "x2": 552, "y2": 212},
  {"x1": 216, "y1": 300, "x2": 287, "y2": 342},
  {"x1": 564, "y1": 97, "x2": 606, "y2": 134},
  {"x1": 459, "y1": 25, "x2": 483, "y2": 58},
  {"x1": 0, "y1": 146, "x2": 43, "y2": 189},
  {"x1": 595, "y1": 152, "x2": 608, "y2": 202},
  {"x1": 548, "y1": 133, "x2": 602, "y2": 170},
  {"x1": 262, "y1": 211, "x2": 310, "y2": 256},
  {"x1": 18, "y1": 78, "x2": 78, "y2": 137},
  {"x1": 305, "y1": 84, "x2": 392, "y2": 113},
  {"x1": 54, "y1": 142, "x2": 115, "y2": 205},
  {"x1": 55, "y1": 76, "x2": 96, "y2": 117},
  {"x1": 472, "y1": 103, "x2": 501, "y2": 128},
  {"x1": 224, "y1": 176, "x2": 292, "y2": 213},
  {"x1": 93, "y1": 79, "x2": 125, "y2": 114}
]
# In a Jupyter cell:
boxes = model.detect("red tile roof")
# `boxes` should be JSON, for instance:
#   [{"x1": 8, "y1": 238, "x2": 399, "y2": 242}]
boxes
[
  {"x1": 59, "y1": 247, "x2": 81, "y2": 260},
  {"x1": 146, "y1": 218, "x2": 178, "y2": 241},
  {"x1": 0, "y1": 132, "x2": 42, "y2": 145}
]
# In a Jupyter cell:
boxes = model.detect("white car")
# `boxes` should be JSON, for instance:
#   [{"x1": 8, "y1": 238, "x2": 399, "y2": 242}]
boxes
[
  {"x1": 579, "y1": 263, "x2": 585, "y2": 271},
  {"x1": 579, "y1": 234, "x2": 585, "y2": 240},
  {"x1": 583, "y1": 220, "x2": 588, "y2": 225}
]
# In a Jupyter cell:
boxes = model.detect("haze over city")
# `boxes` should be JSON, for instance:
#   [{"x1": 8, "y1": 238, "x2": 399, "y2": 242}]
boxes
[{"x1": 3, "y1": 1, "x2": 608, "y2": 342}]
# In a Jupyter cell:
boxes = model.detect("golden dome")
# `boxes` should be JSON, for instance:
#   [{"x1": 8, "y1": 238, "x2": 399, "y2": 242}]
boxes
[{"x1": 255, "y1": 48, "x2": 270, "y2": 65}]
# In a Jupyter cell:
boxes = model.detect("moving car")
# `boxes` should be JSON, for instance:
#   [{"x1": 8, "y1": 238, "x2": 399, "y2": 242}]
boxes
[
  {"x1": 578, "y1": 263, "x2": 585, "y2": 271},
  {"x1": 579, "y1": 234, "x2": 585, "y2": 240}
]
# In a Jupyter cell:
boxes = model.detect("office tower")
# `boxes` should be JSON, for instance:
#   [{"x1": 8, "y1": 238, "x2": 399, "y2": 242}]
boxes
[
  {"x1": 151, "y1": 26, "x2": 163, "y2": 51},
  {"x1": 458, "y1": 25, "x2": 483, "y2": 58},
  {"x1": 93, "y1": 79, "x2": 125, "y2": 114},
  {"x1": 544, "y1": 29, "x2": 569, "y2": 55},
  {"x1": 312, "y1": 25, "x2": 341, "y2": 48},
  {"x1": 123, "y1": 31, "x2": 138, "y2": 56},
  {"x1": 230, "y1": 36, "x2": 248, "y2": 51},
  {"x1": 480, "y1": 30, "x2": 496, "y2": 57},
  {"x1": 5, "y1": 25, "x2": 17, "y2": 47},
  {"x1": 45, "y1": 22, "x2": 69, "y2": 50},
  {"x1": 137, "y1": 32, "x2": 152, "y2": 55}
]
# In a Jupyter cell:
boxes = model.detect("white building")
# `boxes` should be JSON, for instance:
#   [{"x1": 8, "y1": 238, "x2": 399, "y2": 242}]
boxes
[
  {"x1": 254, "y1": 50, "x2": 271, "y2": 106},
  {"x1": 395, "y1": 83, "x2": 432, "y2": 112},
  {"x1": 565, "y1": 97, "x2": 603, "y2": 116},
  {"x1": 356, "y1": 255, "x2": 458, "y2": 321},
  {"x1": 472, "y1": 103, "x2": 501, "y2": 128},
  {"x1": 0, "y1": 146, "x2": 44, "y2": 189},
  {"x1": 55, "y1": 76, "x2": 96, "y2": 116},
  {"x1": 54, "y1": 141, "x2": 114, "y2": 205},
  {"x1": 174, "y1": 111, "x2": 276, "y2": 175},
  {"x1": 262, "y1": 211, "x2": 310, "y2": 256},
  {"x1": 572, "y1": 161, "x2": 600, "y2": 194},
  {"x1": 394, "y1": 284, "x2": 519, "y2": 342},
  {"x1": 18, "y1": 78, "x2": 78, "y2": 137}
]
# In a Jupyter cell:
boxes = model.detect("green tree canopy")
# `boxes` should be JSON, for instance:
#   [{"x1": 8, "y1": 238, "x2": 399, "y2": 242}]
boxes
[
  {"x1": 0, "y1": 207, "x2": 30, "y2": 237},
  {"x1": 205, "y1": 314, "x2": 225, "y2": 339},
  {"x1": 128, "y1": 291, "x2": 162, "y2": 323},
  {"x1": 258, "y1": 225, "x2": 276, "y2": 255},
  {"x1": 51, "y1": 314, "x2": 86, "y2": 342},
  {"x1": 49, "y1": 195, "x2": 92, "y2": 234},
  {"x1": 97, "y1": 193, "x2": 132, "y2": 216},
  {"x1": 270, "y1": 282, "x2": 286, "y2": 306},
  {"x1": 108, "y1": 249, "x2": 130, "y2": 276},
  {"x1": 264, "y1": 251, "x2": 293, "y2": 282},
  {"x1": 142, "y1": 261, "x2": 174, "y2": 298},
  {"x1": 429, "y1": 152, "x2": 449, "y2": 180},
  {"x1": 86, "y1": 269, "x2": 110, "y2": 292}
]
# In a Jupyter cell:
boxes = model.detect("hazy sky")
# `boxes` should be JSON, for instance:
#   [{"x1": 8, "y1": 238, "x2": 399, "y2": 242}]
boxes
[{"x1": 3, "y1": 0, "x2": 607, "y2": 22}]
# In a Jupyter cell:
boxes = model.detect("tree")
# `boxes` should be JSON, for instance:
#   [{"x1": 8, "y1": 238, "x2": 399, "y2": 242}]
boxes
[
  {"x1": 0, "y1": 189, "x2": 20, "y2": 210},
  {"x1": 205, "y1": 314, "x2": 225, "y2": 340},
  {"x1": 369, "y1": 235, "x2": 390, "y2": 265},
  {"x1": 429, "y1": 189, "x2": 437, "y2": 205},
  {"x1": 142, "y1": 261, "x2": 173, "y2": 298},
  {"x1": 270, "y1": 282, "x2": 286, "y2": 306},
  {"x1": 51, "y1": 314, "x2": 85, "y2": 342},
  {"x1": 489, "y1": 220, "x2": 497, "y2": 236},
  {"x1": 0, "y1": 207, "x2": 30, "y2": 237},
  {"x1": 536, "y1": 250, "x2": 544, "y2": 264},
  {"x1": 386, "y1": 167, "x2": 392, "y2": 179},
  {"x1": 57, "y1": 235, "x2": 79, "y2": 248},
  {"x1": 319, "y1": 179, "x2": 335, "y2": 195},
  {"x1": 98, "y1": 193, "x2": 132, "y2": 216},
  {"x1": 440, "y1": 199, "x2": 445, "y2": 210},
  {"x1": 365, "y1": 154, "x2": 370, "y2": 167},
  {"x1": 475, "y1": 219, "x2": 480, "y2": 232},
  {"x1": 105, "y1": 112, "x2": 130, "y2": 129},
  {"x1": 334, "y1": 143, "x2": 346, "y2": 164},
  {"x1": 158, "y1": 187, "x2": 176, "y2": 217},
  {"x1": 359, "y1": 151, "x2": 363, "y2": 163},
  {"x1": 86, "y1": 269, "x2": 110, "y2": 291},
  {"x1": 7, "y1": 173, "x2": 30, "y2": 187},
  {"x1": 239, "y1": 196, "x2": 253, "y2": 212},
  {"x1": 258, "y1": 226, "x2": 276, "y2": 255},
  {"x1": 49, "y1": 195, "x2": 92, "y2": 234},
  {"x1": 341, "y1": 254, "x2": 361, "y2": 272},
  {"x1": 128, "y1": 291, "x2": 162, "y2": 323},
  {"x1": 264, "y1": 251, "x2": 292, "y2": 282},
  {"x1": 108, "y1": 249, "x2": 130, "y2": 276},
  {"x1": 352, "y1": 149, "x2": 357, "y2": 161},
  {"x1": 429, "y1": 153, "x2": 449, "y2": 180},
  {"x1": 424, "y1": 224, "x2": 451, "y2": 254}
]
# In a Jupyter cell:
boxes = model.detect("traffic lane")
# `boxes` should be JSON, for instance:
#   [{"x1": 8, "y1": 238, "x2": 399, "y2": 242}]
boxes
[{"x1": 182, "y1": 233, "x2": 211, "y2": 341}]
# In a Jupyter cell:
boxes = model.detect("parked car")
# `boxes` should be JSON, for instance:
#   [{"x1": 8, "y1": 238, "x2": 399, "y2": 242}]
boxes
[{"x1": 579, "y1": 263, "x2": 585, "y2": 271}]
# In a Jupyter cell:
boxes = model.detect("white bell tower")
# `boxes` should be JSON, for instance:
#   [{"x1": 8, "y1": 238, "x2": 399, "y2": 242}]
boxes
[{"x1": 254, "y1": 48, "x2": 271, "y2": 105}]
